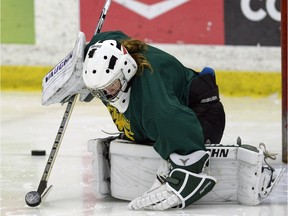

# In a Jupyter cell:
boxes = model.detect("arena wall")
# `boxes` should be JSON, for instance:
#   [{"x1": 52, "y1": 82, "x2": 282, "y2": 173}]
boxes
[{"x1": 1, "y1": 0, "x2": 281, "y2": 96}]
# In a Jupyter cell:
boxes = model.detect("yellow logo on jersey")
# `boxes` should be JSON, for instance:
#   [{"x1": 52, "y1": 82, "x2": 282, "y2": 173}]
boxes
[{"x1": 107, "y1": 105, "x2": 135, "y2": 141}]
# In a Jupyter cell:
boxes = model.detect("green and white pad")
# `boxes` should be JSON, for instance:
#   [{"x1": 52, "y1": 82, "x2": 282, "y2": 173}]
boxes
[
  {"x1": 42, "y1": 32, "x2": 90, "y2": 105},
  {"x1": 166, "y1": 168, "x2": 217, "y2": 208}
]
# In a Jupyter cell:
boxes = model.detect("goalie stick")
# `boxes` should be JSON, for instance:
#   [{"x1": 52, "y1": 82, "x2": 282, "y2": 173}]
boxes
[{"x1": 25, "y1": 0, "x2": 112, "y2": 207}]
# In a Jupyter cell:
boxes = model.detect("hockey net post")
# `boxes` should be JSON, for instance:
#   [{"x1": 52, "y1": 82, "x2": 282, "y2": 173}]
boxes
[{"x1": 281, "y1": 0, "x2": 287, "y2": 163}]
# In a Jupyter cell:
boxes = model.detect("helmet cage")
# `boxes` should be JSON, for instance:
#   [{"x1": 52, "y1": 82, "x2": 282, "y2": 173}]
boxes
[{"x1": 89, "y1": 72, "x2": 127, "y2": 103}]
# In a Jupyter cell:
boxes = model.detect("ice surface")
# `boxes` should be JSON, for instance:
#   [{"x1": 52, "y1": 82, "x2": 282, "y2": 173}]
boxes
[{"x1": 1, "y1": 92, "x2": 287, "y2": 216}]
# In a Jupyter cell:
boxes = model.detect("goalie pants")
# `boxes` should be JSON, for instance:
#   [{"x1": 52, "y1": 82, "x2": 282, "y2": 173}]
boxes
[{"x1": 188, "y1": 73, "x2": 225, "y2": 144}]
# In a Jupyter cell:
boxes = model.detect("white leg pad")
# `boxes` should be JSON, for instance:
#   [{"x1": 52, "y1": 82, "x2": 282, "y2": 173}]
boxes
[
  {"x1": 88, "y1": 139, "x2": 284, "y2": 205},
  {"x1": 198, "y1": 145, "x2": 239, "y2": 203},
  {"x1": 109, "y1": 140, "x2": 163, "y2": 200},
  {"x1": 236, "y1": 145, "x2": 282, "y2": 205}
]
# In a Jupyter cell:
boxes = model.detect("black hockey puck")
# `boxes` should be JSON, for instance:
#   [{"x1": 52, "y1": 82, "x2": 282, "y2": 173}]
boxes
[
  {"x1": 31, "y1": 150, "x2": 46, "y2": 156},
  {"x1": 25, "y1": 191, "x2": 42, "y2": 207}
]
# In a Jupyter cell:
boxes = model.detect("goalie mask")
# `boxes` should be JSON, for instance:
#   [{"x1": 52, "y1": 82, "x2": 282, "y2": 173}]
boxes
[{"x1": 83, "y1": 40, "x2": 138, "y2": 113}]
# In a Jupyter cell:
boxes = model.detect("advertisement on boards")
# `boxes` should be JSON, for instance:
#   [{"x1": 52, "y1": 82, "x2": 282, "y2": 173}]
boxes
[
  {"x1": 80, "y1": 0, "x2": 280, "y2": 46},
  {"x1": 224, "y1": 0, "x2": 281, "y2": 46},
  {"x1": 80, "y1": 0, "x2": 225, "y2": 44}
]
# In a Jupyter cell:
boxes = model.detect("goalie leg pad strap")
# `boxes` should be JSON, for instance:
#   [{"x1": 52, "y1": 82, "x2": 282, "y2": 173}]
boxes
[{"x1": 166, "y1": 168, "x2": 217, "y2": 208}]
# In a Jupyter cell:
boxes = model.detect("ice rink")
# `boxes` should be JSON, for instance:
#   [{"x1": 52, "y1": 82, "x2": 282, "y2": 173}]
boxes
[{"x1": 1, "y1": 91, "x2": 287, "y2": 216}]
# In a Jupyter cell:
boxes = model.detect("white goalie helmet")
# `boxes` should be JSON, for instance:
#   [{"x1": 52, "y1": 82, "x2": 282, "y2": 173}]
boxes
[{"x1": 83, "y1": 40, "x2": 138, "y2": 113}]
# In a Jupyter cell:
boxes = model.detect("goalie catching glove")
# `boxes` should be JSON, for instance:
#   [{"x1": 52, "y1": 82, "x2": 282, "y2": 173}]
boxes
[{"x1": 128, "y1": 150, "x2": 217, "y2": 210}]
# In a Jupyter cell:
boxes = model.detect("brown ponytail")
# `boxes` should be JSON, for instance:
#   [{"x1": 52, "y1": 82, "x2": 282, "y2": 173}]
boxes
[{"x1": 120, "y1": 39, "x2": 153, "y2": 75}]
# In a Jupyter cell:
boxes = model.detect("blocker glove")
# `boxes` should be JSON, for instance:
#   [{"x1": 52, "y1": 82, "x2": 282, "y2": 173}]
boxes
[{"x1": 128, "y1": 150, "x2": 217, "y2": 210}]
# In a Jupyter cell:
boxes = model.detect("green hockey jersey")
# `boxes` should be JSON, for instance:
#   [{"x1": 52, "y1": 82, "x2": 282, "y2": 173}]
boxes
[{"x1": 85, "y1": 31, "x2": 205, "y2": 159}]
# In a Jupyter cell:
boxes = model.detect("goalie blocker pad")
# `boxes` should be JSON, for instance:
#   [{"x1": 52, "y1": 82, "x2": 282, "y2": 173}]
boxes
[
  {"x1": 42, "y1": 32, "x2": 91, "y2": 106},
  {"x1": 87, "y1": 139, "x2": 284, "y2": 205}
]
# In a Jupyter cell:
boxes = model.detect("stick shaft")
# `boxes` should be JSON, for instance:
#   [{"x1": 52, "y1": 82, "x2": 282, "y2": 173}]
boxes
[
  {"x1": 95, "y1": 0, "x2": 112, "y2": 35},
  {"x1": 40, "y1": 95, "x2": 77, "y2": 181}
]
